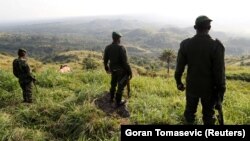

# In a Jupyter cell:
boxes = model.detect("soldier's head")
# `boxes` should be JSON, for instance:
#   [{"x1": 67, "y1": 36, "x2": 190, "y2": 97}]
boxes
[
  {"x1": 112, "y1": 32, "x2": 122, "y2": 44},
  {"x1": 18, "y1": 48, "x2": 27, "y2": 57},
  {"x1": 194, "y1": 15, "x2": 212, "y2": 33}
]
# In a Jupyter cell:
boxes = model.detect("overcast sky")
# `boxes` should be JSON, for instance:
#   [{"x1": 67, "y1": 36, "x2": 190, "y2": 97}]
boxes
[{"x1": 0, "y1": 0, "x2": 250, "y2": 35}]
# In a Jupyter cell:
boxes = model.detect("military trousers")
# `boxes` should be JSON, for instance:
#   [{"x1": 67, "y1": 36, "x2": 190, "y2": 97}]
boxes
[
  {"x1": 184, "y1": 93, "x2": 215, "y2": 125},
  {"x1": 110, "y1": 69, "x2": 127, "y2": 104},
  {"x1": 19, "y1": 81, "x2": 32, "y2": 102}
]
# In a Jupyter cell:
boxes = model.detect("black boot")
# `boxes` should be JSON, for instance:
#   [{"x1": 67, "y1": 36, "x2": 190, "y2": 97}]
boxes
[
  {"x1": 116, "y1": 100, "x2": 126, "y2": 108},
  {"x1": 109, "y1": 93, "x2": 114, "y2": 103}
]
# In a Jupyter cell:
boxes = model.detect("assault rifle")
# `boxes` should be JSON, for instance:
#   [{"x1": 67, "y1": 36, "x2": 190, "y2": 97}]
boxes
[
  {"x1": 215, "y1": 92, "x2": 224, "y2": 125},
  {"x1": 119, "y1": 75, "x2": 131, "y2": 98}
]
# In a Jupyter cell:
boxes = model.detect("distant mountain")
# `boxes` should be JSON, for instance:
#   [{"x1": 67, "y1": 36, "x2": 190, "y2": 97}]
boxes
[{"x1": 0, "y1": 16, "x2": 249, "y2": 58}]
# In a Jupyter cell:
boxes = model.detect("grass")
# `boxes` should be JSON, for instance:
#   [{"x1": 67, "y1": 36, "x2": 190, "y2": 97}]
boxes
[{"x1": 0, "y1": 54, "x2": 250, "y2": 140}]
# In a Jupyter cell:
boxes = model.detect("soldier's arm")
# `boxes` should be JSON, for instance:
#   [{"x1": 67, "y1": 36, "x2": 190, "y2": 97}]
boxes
[
  {"x1": 120, "y1": 46, "x2": 132, "y2": 76},
  {"x1": 23, "y1": 61, "x2": 33, "y2": 78},
  {"x1": 175, "y1": 41, "x2": 187, "y2": 86},
  {"x1": 212, "y1": 40, "x2": 226, "y2": 95},
  {"x1": 103, "y1": 47, "x2": 109, "y2": 71}
]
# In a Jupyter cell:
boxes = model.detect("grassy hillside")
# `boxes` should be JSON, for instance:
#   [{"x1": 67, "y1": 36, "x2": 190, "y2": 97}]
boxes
[
  {"x1": 0, "y1": 53, "x2": 250, "y2": 140},
  {"x1": 0, "y1": 53, "x2": 43, "y2": 71}
]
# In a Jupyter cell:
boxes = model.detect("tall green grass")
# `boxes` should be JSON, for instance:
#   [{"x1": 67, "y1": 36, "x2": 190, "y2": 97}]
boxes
[{"x1": 0, "y1": 67, "x2": 250, "y2": 140}]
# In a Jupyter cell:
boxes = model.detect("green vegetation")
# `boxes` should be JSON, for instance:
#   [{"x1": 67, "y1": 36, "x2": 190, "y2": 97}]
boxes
[
  {"x1": 0, "y1": 52, "x2": 250, "y2": 140},
  {"x1": 1, "y1": 17, "x2": 250, "y2": 58},
  {"x1": 227, "y1": 73, "x2": 250, "y2": 82},
  {"x1": 159, "y1": 49, "x2": 176, "y2": 74},
  {"x1": 1, "y1": 16, "x2": 250, "y2": 140},
  {"x1": 82, "y1": 55, "x2": 100, "y2": 70}
]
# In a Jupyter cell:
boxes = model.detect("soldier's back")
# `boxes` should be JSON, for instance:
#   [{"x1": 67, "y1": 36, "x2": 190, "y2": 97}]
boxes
[
  {"x1": 105, "y1": 43, "x2": 124, "y2": 70},
  {"x1": 182, "y1": 34, "x2": 216, "y2": 95}
]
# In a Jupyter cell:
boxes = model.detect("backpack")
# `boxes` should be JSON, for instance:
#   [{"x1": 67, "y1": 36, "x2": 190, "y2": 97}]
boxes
[{"x1": 13, "y1": 59, "x2": 22, "y2": 78}]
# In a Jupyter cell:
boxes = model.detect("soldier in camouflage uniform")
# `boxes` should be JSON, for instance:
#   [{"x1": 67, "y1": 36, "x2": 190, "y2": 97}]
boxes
[
  {"x1": 103, "y1": 32, "x2": 132, "y2": 107},
  {"x1": 175, "y1": 16, "x2": 226, "y2": 125},
  {"x1": 13, "y1": 48, "x2": 35, "y2": 103}
]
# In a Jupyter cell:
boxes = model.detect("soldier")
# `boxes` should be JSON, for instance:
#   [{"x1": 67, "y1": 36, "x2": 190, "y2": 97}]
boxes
[
  {"x1": 175, "y1": 16, "x2": 226, "y2": 125},
  {"x1": 103, "y1": 32, "x2": 132, "y2": 107},
  {"x1": 13, "y1": 48, "x2": 36, "y2": 103}
]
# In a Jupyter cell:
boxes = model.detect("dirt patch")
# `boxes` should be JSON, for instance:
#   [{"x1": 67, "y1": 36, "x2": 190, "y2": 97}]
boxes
[{"x1": 94, "y1": 92, "x2": 130, "y2": 118}]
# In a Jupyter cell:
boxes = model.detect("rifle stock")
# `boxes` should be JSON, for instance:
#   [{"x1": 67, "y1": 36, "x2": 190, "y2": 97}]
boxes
[
  {"x1": 127, "y1": 80, "x2": 131, "y2": 98},
  {"x1": 215, "y1": 94, "x2": 224, "y2": 125},
  {"x1": 120, "y1": 75, "x2": 131, "y2": 98},
  {"x1": 216, "y1": 103, "x2": 224, "y2": 125},
  {"x1": 32, "y1": 78, "x2": 38, "y2": 93}
]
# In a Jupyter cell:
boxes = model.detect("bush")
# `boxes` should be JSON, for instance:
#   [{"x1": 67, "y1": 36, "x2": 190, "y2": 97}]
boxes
[
  {"x1": 82, "y1": 56, "x2": 99, "y2": 70},
  {"x1": 226, "y1": 73, "x2": 250, "y2": 82},
  {"x1": 0, "y1": 70, "x2": 19, "y2": 92}
]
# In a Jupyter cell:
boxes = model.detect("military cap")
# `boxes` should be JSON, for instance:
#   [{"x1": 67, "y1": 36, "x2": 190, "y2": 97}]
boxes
[
  {"x1": 195, "y1": 15, "x2": 212, "y2": 25},
  {"x1": 18, "y1": 48, "x2": 27, "y2": 53},
  {"x1": 112, "y1": 32, "x2": 122, "y2": 38}
]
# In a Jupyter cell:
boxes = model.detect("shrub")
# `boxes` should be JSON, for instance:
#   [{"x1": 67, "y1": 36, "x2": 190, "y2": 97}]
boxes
[
  {"x1": 226, "y1": 73, "x2": 250, "y2": 82},
  {"x1": 82, "y1": 57, "x2": 99, "y2": 70}
]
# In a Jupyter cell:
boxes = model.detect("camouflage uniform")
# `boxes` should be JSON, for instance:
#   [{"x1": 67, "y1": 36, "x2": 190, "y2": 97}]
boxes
[
  {"x1": 103, "y1": 32, "x2": 132, "y2": 106},
  {"x1": 13, "y1": 49, "x2": 34, "y2": 103},
  {"x1": 175, "y1": 16, "x2": 226, "y2": 124}
]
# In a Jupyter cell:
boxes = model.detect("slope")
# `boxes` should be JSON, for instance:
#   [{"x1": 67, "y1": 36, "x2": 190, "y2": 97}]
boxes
[{"x1": 0, "y1": 52, "x2": 250, "y2": 140}]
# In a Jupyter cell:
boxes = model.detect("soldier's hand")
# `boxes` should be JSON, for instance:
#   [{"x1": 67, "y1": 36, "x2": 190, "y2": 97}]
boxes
[
  {"x1": 32, "y1": 78, "x2": 37, "y2": 83},
  {"x1": 128, "y1": 71, "x2": 133, "y2": 80},
  {"x1": 104, "y1": 66, "x2": 110, "y2": 74},
  {"x1": 215, "y1": 101, "x2": 222, "y2": 110},
  {"x1": 129, "y1": 74, "x2": 133, "y2": 80},
  {"x1": 177, "y1": 83, "x2": 185, "y2": 91}
]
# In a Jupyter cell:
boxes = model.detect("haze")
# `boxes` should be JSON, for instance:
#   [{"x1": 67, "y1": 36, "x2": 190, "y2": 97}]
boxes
[{"x1": 0, "y1": 0, "x2": 250, "y2": 35}]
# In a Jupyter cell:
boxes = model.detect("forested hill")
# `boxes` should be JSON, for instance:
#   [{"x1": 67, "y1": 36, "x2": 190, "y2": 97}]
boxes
[{"x1": 0, "y1": 16, "x2": 250, "y2": 59}]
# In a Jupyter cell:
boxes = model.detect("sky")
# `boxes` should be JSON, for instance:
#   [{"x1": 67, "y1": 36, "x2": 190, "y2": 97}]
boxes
[{"x1": 0, "y1": 0, "x2": 250, "y2": 35}]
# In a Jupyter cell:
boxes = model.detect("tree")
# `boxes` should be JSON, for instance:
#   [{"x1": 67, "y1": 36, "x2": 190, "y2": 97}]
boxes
[{"x1": 159, "y1": 49, "x2": 176, "y2": 74}]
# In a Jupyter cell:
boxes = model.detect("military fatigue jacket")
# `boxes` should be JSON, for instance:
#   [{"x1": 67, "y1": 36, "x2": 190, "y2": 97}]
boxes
[
  {"x1": 175, "y1": 33, "x2": 225, "y2": 96},
  {"x1": 13, "y1": 57, "x2": 33, "y2": 83},
  {"x1": 103, "y1": 43, "x2": 132, "y2": 74}
]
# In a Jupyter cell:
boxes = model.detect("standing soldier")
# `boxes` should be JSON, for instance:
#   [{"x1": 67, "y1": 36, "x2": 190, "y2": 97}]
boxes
[
  {"x1": 13, "y1": 48, "x2": 36, "y2": 103},
  {"x1": 175, "y1": 16, "x2": 226, "y2": 125},
  {"x1": 103, "y1": 32, "x2": 132, "y2": 107}
]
